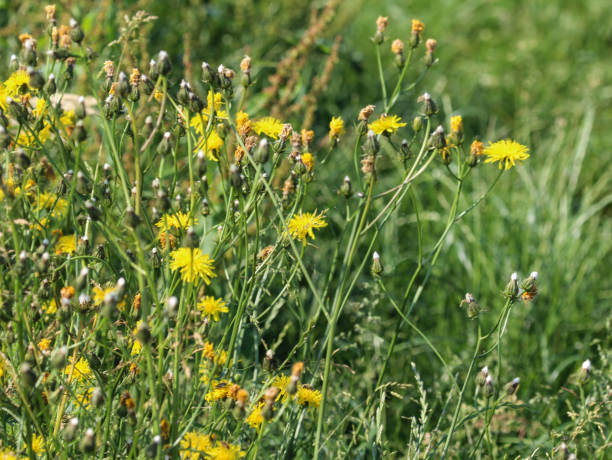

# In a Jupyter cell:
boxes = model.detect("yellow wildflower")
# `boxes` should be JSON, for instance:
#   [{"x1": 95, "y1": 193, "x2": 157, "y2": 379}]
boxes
[
  {"x1": 180, "y1": 432, "x2": 213, "y2": 460},
  {"x1": 368, "y1": 114, "x2": 407, "y2": 135},
  {"x1": 301, "y1": 152, "x2": 314, "y2": 171},
  {"x1": 92, "y1": 285, "x2": 126, "y2": 310},
  {"x1": 4, "y1": 70, "x2": 31, "y2": 97},
  {"x1": 329, "y1": 116, "x2": 345, "y2": 140},
  {"x1": 206, "y1": 442, "x2": 246, "y2": 460},
  {"x1": 483, "y1": 139, "x2": 530, "y2": 170},
  {"x1": 76, "y1": 386, "x2": 94, "y2": 409},
  {"x1": 169, "y1": 247, "x2": 216, "y2": 284},
  {"x1": 64, "y1": 356, "x2": 92, "y2": 383},
  {"x1": 412, "y1": 19, "x2": 425, "y2": 35},
  {"x1": 38, "y1": 338, "x2": 51, "y2": 353},
  {"x1": 287, "y1": 210, "x2": 327, "y2": 245},
  {"x1": 272, "y1": 374, "x2": 291, "y2": 402},
  {"x1": 34, "y1": 192, "x2": 68, "y2": 217},
  {"x1": 196, "y1": 130, "x2": 224, "y2": 160},
  {"x1": 44, "y1": 298, "x2": 57, "y2": 314},
  {"x1": 450, "y1": 115, "x2": 463, "y2": 135},
  {"x1": 30, "y1": 434, "x2": 45, "y2": 456},
  {"x1": 296, "y1": 385, "x2": 322, "y2": 408},
  {"x1": 131, "y1": 340, "x2": 142, "y2": 356},
  {"x1": 246, "y1": 402, "x2": 265, "y2": 431},
  {"x1": 55, "y1": 234, "x2": 76, "y2": 255},
  {"x1": 253, "y1": 116, "x2": 283, "y2": 139},
  {"x1": 156, "y1": 211, "x2": 198, "y2": 231},
  {"x1": 197, "y1": 296, "x2": 228, "y2": 321}
]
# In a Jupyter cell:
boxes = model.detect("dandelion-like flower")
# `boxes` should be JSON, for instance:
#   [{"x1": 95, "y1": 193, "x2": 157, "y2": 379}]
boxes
[
  {"x1": 296, "y1": 386, "x2": 322, "y2": 408},
  {"x1": 180, "y1": 432, "x2": 213, "y2": 460},
  {"x1": 64, "y1": 356, "x2": 92, "y2": 383},
  {"x1": 287, "y1": 210, "x2": 327, "y2": 245},
  {"x1": 156, "y1": 211, "x2": 198, "y2": 231},
  {"x1": 92, "y1": 285, "x2": 126, "y2": 309},
  {"x1": 30, "y1": 434, "x2": 45, "y2": 456},
  {"x1": 197, "y1": 296, "x2": 228, "y2": 321},
  {"x1": 368, "y1": 114, "x2": 407, "y2": 135},
  {"x1": 55, "y1": 234, "x2": 76, "y2": 255},
  {"x1": 35, "y1": 192, "x2": 68, "y2": 217},
  {"x1": 272, "y1": 375, "x2": 291, "y2": 402},
  {"x1": 329, "y1": 116, "x2": 345, "y2": 139},
  {"x1": 301, "y1": 152, "x2": 314, "y2": 171},
  {"x1": 253, "y1": 116, "x2": 283, "y2": 139},
  {"x1": 206, "y1": 443, "x2": 246, "y2": 460},
  {"x1": 170, "y1": 247, "x2": 216, "y2": 284},
  {"x1": 4, "y1": 70, "x2": 31, "y2": 97},
  {"x1": 246, "y1": 402, "x2": 265, "y2": 431},
  {"x1": 483, "y1": 139, "x2": 529, "y2": 170}
]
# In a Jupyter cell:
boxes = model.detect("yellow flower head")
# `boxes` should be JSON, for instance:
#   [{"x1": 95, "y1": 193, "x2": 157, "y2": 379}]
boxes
[
  {"x1": 196, "y1": 130, "x2": 224, "y2": 160},
  {"x1": 4, "y1": 70, "x2": 31, "y2": 97},
  {"x1": 236, "y1": 111, "x2": 250, "y2": 129},
  {"x1": 272, "y1": 374, "x2": 291, "y2": 402},
  {"x1": 92, "y1": 285, "x2": 126, "y2": 310},
  {"x1": 55, "y1": 234, "x2": 76, "y2": 255},
  {"x1": 253, "y1": 117, "x2": 283, "y2": 139},
  {"x1": 197, "y1": 296, "x2": 229, "y2": 321},
  {"x1": 450, "y1": 115, "x2": 463, "y2": 135},
  {"x1": 483, "y1": 139, "x2": 530, "y2": 170},
  {"x1": 206, "y1": 442, "x2": 246, "y2": 460},
  {"x1": 246, "y1": 402, "x2": 265, "y2": 431},
  {"x1": 35, "y1": 192, "x2": 68, "y2": 218},
  {"x1": 368, "y1": 114, "x2": 407, "y2": 135},
  {"x1": 156, "y1": 211, "x2": 198, "y2": 231},
  {"x1": 287, "y1": 210, "x2": 327, "y2": 245},
  {"x1": 30, "y1": 434, "x2": 45, "y2": 455},
  {"x1": 301, "y1": 152, "x2": 314, "y2": 171},
  {"x1": 329, "y1": 116, "x2": 345, "y2": 139},
  {"x1": 296, "y1": 385, "x2": 322, "y2": 408},
  {"x1": 64, "y1": 356, "x2": 92, "y2": 383},
  {"x1": 38, "y1": 337, "x2": 51, "y2": 353},
  {"x1": 169, "y1": 247, "x2": 216, "y2": 284},
  {"x1": 412, "y1": 19, "x2": 425, "y2": 35},
  {"x1": 44, "y1": 299, "x2": 58, "y2": 315},
  {"x1": 180, "y1": 432, "x2": 213, "y2": 460}
]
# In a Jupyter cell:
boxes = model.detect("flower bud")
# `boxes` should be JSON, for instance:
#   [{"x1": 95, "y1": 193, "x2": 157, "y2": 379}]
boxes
[
  {"x1": 505, "y1": 377, "x2": 520, "y2": 395},
  {"x1": 504, "y1": 272, "x2": 519, "y2": 300},
  {"x1": 135, "y1": 322, "x2": 152, "y2": 345},
  {"x1": 73, "y1": 120, "x2": 87, "y2": 142},
  {"x1": 79, "y1": 428, "x2": 96, "y2": 454},
  {"x1": 63, "y1": 417, "x2": 79, "y2": 442},
  {"x1": 475, "y1": 365, "x2": 489, "y2": 387},
  {"x1": 417, "y1": 92, "x2": 437, "y2": 117},
  {"x1": 165, "y1": 296, "x2": 179, "y2": 318},
  {"x1": 254, "y1": 139, "x2": 269, "y2": 164},
  {"x1": 578, "y1": 359, "x2": 592, "y2": 384},
  {"x1": 69, "y1": 18, "x2": 85, "y2": 45},
  {"x1": 20, "y1": 362, "x2": 37, "y2": 388},
  {"x1": 460, "y1": 293, "x2": 484, "y2": 319},
  {"x1": 146, "y1": 436, "x2": 162, "y2": 458},
  {"x1": 157, "y1": 132, "x2": 172, "y2": 156},
  {"x1": 155, "y1": 50, "x2": 171, "y2": 76},
  {"x1": 430, "y1": 125, "x2": 446, "y2": 149},
  {"x1": 92, "y1": 387, "x2": 105, "y2": 408},
  {"x1": 51, "y1": 346, "x2": 68, "y2": 369},
  {"x1": 340, "y1": 176, "x2": 352, "y2": 198},
  {"x1": 27, "y1": 67, "x2": 45, "y2": 89},
  {"x1": 371, "y1": 251, "x2": 383, "y2": 275},
  {"x1": 483, "y1": 375, "x2": 494, "y2": 398}
]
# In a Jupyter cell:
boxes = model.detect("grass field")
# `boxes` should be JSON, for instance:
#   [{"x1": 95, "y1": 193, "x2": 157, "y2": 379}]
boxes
[{"x1": 0, "y1": 0, "x2": 610, "y2": 458}]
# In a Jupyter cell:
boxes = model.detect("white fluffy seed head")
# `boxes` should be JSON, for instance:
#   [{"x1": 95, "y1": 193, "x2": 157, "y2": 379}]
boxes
[
  {"x1": 163, "y1": 131, "x2": 171, "y2": 139},
  {"x1": 582, "y1": 359, "x2": 592, "y2": 371},
  {"x1": 373, "y1": 251, "x2": 380, "y2": 261},
  {"x1": 511, "y1": 272, "x2": 518, "y2": 281},
  {"x1": 530, "y1": 271, "x2": 538, "y2": 279},
  {"x1": 512, "y1": 377, "x2": 520, "y2": 385},
  {"x1": 70, "y1": 18, "x2": 78, "y2": 28}
]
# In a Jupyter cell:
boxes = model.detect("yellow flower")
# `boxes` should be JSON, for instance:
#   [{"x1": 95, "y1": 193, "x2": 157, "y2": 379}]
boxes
[
  {"x1": 253, "y1": 117, "x2": 283, "y2": 139},
  {"x1": 199, "y1": 343, "x2": 229, "y2": 383},
  {"x1": 30, "y1": 434, "x2": 45, "y2": 455},
  {"x1": 4, "y1": 70, "x2": 31, "y2": 97},
  {"x1": 272, "y1": 375, "x2": 291, "y2": 402},
  {"x1": 236, "y1": 111, "x2": 250, "y2": 129},
  {"x1": 206, "y1": 442, "x2": 246, "y2": 460},
  {"x1": 0, "y1": 449, "x2": 18, "y2": 460},
  {"x1": 301, "y1": 152, "x2": 314, "y2": 171},
  {"x1": 34, "y1": 192, "x2": 68, "y2": 217},
  {"x1": 0, "y1": 84, "x2": 8, "y2": 111},
  {"x1": 204, "y1": 379, "x2": 234, "y2": 402},
  {"x1": 156, "y1": 211, "x2": 198, "y2": 231},
  {"x1": 38, "y1": 338, "x2": 51, "y2": 353},
  {"x1": 411, "y1": 19, "x2": 425, "y2": 35},
  {"x1": 92, "y1": 285, "x2": 126, "y2": 310},
  {"x1": 368, "y1": 114, "x2": 407, "y2": 135},
  {"x1": 197, "y1": 296, "x2": 228, "y2": 321},
  {"x1": 450, "y1": 115, "x2": 463, "y2": 134},
  {"x1": 470, "y1": 139, "x2": 484, "y2": 156},
  {"x1": 295, "y1": 386, "x2": 322, "y2": 408},
  {"x1": 329, "y1": 116, "x2": 345, "y2": 139},
  {"x1": 44, "y1": 298, "x2": 57, "y2": 314},
  {"x1": 170, "y1": 247, "x2": 216, "y2": 284},
  {"x1": 55, "y1": 234, "x2": 76, "y2": 255},
  {"x1": 483, "y1": 139, "x2": 530, "y2": 170},
  {"x1": 196, "y1": 130, "x2": 224, "y2": 160},
  {"x1": 287, "y1": 210, "x2": 327, "y2": 245},
  {"x1": 131, "y1": 340, "x2": 142, "y2": 356},
  {"x1": 246, "y1": 402, "x2": 265, "y2": 431},
  {"x1": 75, "y1": 386, "x2": 94, "y2": 409},
  {"x1": 180, "y1": 432, "x2": 213, "y2": 460},
  {"x1": 64, "y1": 356, "x2": 92, "y2": 383}
]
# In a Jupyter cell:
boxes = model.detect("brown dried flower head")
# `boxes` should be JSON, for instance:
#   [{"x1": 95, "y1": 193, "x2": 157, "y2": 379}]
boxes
[
  {"x1": 240, "y1": 55, "x2": 252, "y2": 73},
  {"x1": 376, "y1": 16, "x2": 388, "y2": 33},
  {"x1": 426, "y1": 38, "x2": 437, "y2": 53},
  {"x1": 301, "y1": 129, "x2": 314, "y2": 147},
  {"x1": 358, "y1": 104, "x2": 376, "y2": 121}
]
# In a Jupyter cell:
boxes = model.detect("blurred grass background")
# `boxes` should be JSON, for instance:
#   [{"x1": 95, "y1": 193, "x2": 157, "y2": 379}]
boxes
[{"x1": 1, "y1": 0, "x2": 610, "y2": 455}]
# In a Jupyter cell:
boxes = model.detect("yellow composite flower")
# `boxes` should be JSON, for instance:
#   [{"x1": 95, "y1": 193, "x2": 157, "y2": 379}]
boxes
[
  {"x1": 301, "y1": 152, "x2": 314, "y2": 171},
  {"x1": 55, "y1": 234, "x2": 77, "y2": 255},
  {"x1": 64, "y1": 356, "x2": 92, "y2": 383},
  {"x1": 92, "y1": 285, "x2": 126, "y2": 310},
  {"x1": 4, "y1": 70, "x2": 31, "y2": 97},
  {"x1": 37, "y1": 337, "x2": 51, "y2": 353},
  {"x1": 180, "y1": 432, "x2": 213, "y2": 460},
  {"x1": 329, "y1": 116, "x2": 345, "y2": 139},
  {"x1": 197, "y1": 296, "x2": 229, "y2": 321},
  {"x1": 368, "y1": 114, "x2": 407, "y2": 135},
  {"x1": 75, "y1": 386, "x2": 94, "y2": 409},
  {"x1": 206, "y1": 442, "x2": 246, "y2": 460},
  {"x1": 169, "y1": 247, "x2": 216, "y2": 284},
  {"x1": 236, "y1": 110, "x2": 250, "y2": 129},
  {"x1": 246, "y1": 402, "x2": 265, "y2": 431},
  {"x1": 30, "y1": 434, "x2": 45, "y2": 456},
  {"x1": 0, "y1": 84, "x2": 8, "y2": 111},
  {"x1": 287, "y1": 210, "x2": 327, "y2": 245},
  {"x1": 196, "y1": 130, "x2": 224, "y2": 160},
  {"x1": 450, "y1": 115, "x2": 463, "y2": 134},
  {"x1": 253, "y1": 116, "x2": 283, "y2": 139},
  {"x1": 483, "y1": 139, "x2": 530, "y2": 170},
  {"x1": 44, "y1": 298, "x2": 57, "y2": 314},
  {"x1": 156, "y1": 211, "x2": 198, "y2": 231},
  {"x1": 295, "y1": 385, "x2": 322, "y2": 408},
  {"x1": 34, "y1": 192, "x2": 68, "y2": 218}
]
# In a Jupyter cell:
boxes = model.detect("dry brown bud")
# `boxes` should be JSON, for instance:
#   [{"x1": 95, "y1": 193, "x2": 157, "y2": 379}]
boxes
[
  {"x1": 358, "y1": 104, "x2": 376, "y2": 121},
  {"x1": 376, "y1": 16, "x2": 388, "y2": 32}
]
